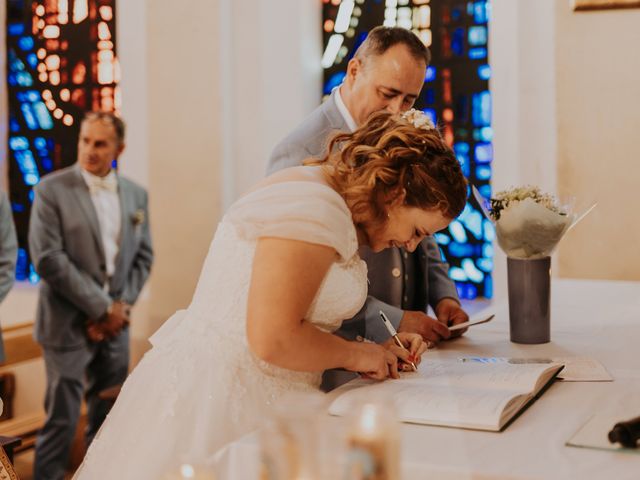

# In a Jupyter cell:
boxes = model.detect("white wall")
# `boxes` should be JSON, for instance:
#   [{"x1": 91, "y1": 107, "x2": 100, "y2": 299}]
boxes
[
  {"x1": 489, "y1": 0, "x2": 558, "y2": 298},
  {"x1": 555, "y1": 3, "x2": 640, "y2": 280}
]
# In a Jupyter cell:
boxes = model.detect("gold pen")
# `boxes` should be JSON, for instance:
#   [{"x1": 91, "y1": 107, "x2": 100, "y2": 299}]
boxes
[{"x1": 379, "y1": 310, "x2": 418, "y2": 372}]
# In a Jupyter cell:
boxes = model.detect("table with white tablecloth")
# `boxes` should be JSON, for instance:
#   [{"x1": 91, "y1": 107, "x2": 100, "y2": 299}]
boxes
[{"x1": 211, "y1": 279, "x2": 640, "y2": 479}]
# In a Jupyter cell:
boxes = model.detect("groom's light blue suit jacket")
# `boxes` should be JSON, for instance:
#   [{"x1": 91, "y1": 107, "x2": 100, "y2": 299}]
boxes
[
  {"x1": 267, "y1": 90, "x2": 459, "y2": 346},
  {"x1": 29, "y1": 164, "x2": 153, "y2": 348}
]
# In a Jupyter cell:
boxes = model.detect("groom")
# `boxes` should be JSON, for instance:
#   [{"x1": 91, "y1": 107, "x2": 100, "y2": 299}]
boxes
[
  {"x1": 30, "y1": 112, "x2": 153, "y2": 480},
  {"x1": 268, "y1": 27, "x2": 469, "y2": 389}
]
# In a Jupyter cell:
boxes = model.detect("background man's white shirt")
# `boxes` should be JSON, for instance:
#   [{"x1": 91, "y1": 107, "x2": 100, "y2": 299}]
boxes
[{"x1": 81, "y1": 169, "x2": 121, "y2": 279}]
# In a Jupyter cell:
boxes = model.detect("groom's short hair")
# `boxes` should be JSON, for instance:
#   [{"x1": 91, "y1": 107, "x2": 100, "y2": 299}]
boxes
[
  {"x1": 355, "y1": 26, "x2": 431, "y2": 66},
  {"x1": 82, "y1": 111, "x2": 126, "y2": 145}
]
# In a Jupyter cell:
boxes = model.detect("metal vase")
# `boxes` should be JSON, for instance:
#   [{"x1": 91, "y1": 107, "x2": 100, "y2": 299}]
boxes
[{"x1": 507, "y1": 256, "x2": 551, "y2": 344}]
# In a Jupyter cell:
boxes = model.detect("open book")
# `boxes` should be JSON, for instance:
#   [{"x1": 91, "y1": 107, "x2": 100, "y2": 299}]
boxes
[{"x1": 328, "y1": 359, "x2": 564, "y2": 432}]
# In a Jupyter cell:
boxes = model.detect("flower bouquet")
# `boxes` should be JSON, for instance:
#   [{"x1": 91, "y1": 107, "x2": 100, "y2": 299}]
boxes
[{"x1": 474, "y1": 186, "x2": 595, "y2": 343}]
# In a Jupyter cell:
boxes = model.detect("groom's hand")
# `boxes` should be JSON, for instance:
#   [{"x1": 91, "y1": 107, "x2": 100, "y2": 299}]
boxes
[
  {"x1": 398, "y1": 310, "x2": 451, "y2": 345},
  {"x1": 435, "y1": 298, "x2": 469, "y2": 338}
]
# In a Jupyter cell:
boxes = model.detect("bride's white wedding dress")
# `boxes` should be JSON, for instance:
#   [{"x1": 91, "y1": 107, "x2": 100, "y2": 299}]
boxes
[{"x1": 74, "y1": 180, "x2": 367, "y2": 479}]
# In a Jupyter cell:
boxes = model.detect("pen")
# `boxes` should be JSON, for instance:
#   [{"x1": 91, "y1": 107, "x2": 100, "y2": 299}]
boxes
[{"x1": 379, "y1": 310, "x2": 418, "y2": 372}]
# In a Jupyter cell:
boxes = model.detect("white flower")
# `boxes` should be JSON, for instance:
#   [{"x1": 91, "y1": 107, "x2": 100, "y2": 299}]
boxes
[
  {"x1": 401, "y1": 108, "x2": 435, "y2": 131},
  {"x1": 488, "y1": 186, "x2": 574, "y2": 259}
]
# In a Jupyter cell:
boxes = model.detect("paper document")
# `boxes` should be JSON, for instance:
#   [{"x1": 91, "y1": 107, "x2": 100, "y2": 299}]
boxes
[
  {"x1": 567, "y1": 414, "x2": 640, "y2": 454},
  {"x1": 449, "y1": 314, "x2": 495, "y2": 331},
  {"x1": 459, "y1": 356, "x2": 612, "y2": 382}
]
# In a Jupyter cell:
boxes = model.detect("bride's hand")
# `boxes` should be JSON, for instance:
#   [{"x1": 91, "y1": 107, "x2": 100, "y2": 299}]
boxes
[
  {"x1": 346, "y1": 342, "x2": 400, "y2": 380},
  {"x1": 383, "y1": 332, "x2": 427, "y2": 371}
]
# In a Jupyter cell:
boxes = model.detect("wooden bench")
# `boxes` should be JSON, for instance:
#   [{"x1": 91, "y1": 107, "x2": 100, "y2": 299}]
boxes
[{"x1": 0, "y1": 411, "x2": 46, "y2": 453}]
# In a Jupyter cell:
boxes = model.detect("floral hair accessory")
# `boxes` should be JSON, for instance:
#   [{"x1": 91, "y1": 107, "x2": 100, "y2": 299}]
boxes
[{"x1": 401, "y1": 108, "x2": 435, "y2": 131}]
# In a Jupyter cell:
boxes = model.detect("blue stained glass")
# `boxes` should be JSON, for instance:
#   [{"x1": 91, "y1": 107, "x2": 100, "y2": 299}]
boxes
[
  {"x1": 448, "y1": 220, "x2": 467, "y2": 243},
  {"x1": 477, "y1": 257, "x2": 493, "y2": 272},
  {"x1": 434, "y1": 233, "x2": 450, "y2": 245},
  {"x1": 11, "y1": 203, "x2": 25, "y2": 213},
  {"x1": 15, "y1": 150, "x2": 40, "y2": 185},
  {"x1": 462, "y1": 259, "x2": 484, "y2": 283},
  {"x1": 456, "y1": 282, "x2": 478, "y2": 300},
  {"x1": 9, "y1": 137, "x2": 29, "y2": 150},
  {"x1": 323, "y1": 72, "x2": 346, "y2": 95},
  {"x1": 8, "y1": 23, "x2": 25, "y2": 36},
  {"x1": 455, "y1": 94, "x2": 469, "y2": 122},
  {"x1": 483, "y1": 242, "x2": 494, "y2": 258},
  {"x1": 456, "y1": 152, "x2": 470, "y2": 177},
  {"x1": 468, "y1": 47, "x2": 487, "y2": 59},
  {"x1": 423, "y1": 88, "x2": 435, "y2": 105},
  {"x1": 476, "y1": 126, "x2": 493, "y2": 142},
  {"x1": 18, "y1": 36, "x2": 34, "y2": 51},
  {"x1": 452, "y1": 28, "x2": 465, "y2": 56},
  {"x1": 29, "y1": 265, "x2": 40, "y2": 284},
  {"x1": 452, "y1": 6, "x2": 463, "y2": 21},
  {"x1": 10, "y1": 118, "x2": 20, "y2": 132},
  {"x1": 474, "y1": 2, "x2": 489, "y2": 23},
  {"x1": 448, "y1": 242, "x2": 474, "y2": 257},
  {"x1": 21, "y1": 104, "x2": 38, "y2": 130},
  {"x1": 472, "y1": 91, "x2": 491, "y2": 126},
  {"x1": 25, "y1": 90, "x2": 40, "y2": 102},
  {"x1": 483, "y1": 276, "x2": 493, "y2": 298},
  {"x1": 478, "y1": 184, "x2": 492, "y2": 199},
  {"x1": 483, "y1": 219, "x2": 495, "y2": 242},
  {"x1": 34, "y1": 137, "x2": 47, "y2": 149},
  {"x1": 468, "y1": 26, "x2": 487, "y2": 46},
  {"x1": 474, "y1": 142, "x2": 493, "y2": 163},
  {"x1": 10, "y1": 57, "x2": 25, "y2": 71},
  {"x1": 33, "y1": 103, "x2": 54, "y2": 130},
  {"x1": 25, "y1": 174, "x2": 39, "y2": 186},
  {"x1": 29, "y1": 189, "x2": 35, "y2": 203},
  {"x1": 425, "y1": 66, "x2": 436, "y2": 82},
  {"x1": 16, "y1": 248, "x2": 28, "y2": 281},
  {"x1": 475, "y1": 165, "x2": 491, "y2": 181},
  {"x1": 478, "y1": 64, "x2": 491, "y2": 80},
  {"x1": 463, "y1": 209, "x2": 483, "y2": 239},
  {"x1": 8, "y1": 75, "x2": 18, "y2": 87},
  {"x1": 450, "y1": 267, "x2": 467, "y2": 282},
  {"x1": 42, "y1": 158, "x2": 53, "y2": 171},
  {"x1": 27, "y1": 53, "x2": 38, "y2": 68},
  {"x1": 454, "y1": 142, "x2": 470, "y2": 154},
  {"x1": 421, "y1": 108, "x2": 436, "y2": 125},
  {"x1": 16, "y1": 72, "x2": 33, "y2": 87}
]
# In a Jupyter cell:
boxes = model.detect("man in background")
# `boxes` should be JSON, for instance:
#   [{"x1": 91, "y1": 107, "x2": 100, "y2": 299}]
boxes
[
  {"x1": 0, "y1": 190, "x2": 18, "y2": 361},
  {"x1": 30, "y1": 112, "x2": 153, "y2": 480},
  {"x1": 268, "y1": 26, "x2": 469, "y2": 389}
]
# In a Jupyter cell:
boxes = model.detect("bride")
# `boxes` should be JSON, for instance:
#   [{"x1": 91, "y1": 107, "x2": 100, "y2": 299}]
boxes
[{"x1": 74, "y1": 110, "x2": 467, "y2": 479}]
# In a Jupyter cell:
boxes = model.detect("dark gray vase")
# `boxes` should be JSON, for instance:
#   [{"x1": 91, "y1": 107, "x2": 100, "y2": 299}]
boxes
[{"x1": 507, "y1": 256, "x2": 551, "y2": 344}]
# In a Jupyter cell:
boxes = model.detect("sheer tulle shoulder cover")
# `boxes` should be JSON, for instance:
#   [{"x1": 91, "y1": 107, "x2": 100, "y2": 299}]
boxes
[{"x1": 226, "y1": 181, "x2": 358, "y2": 261}]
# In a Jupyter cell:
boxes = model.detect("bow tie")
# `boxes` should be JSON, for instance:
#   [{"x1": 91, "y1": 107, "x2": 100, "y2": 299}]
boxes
[{"x1": 87, "y1": 175, "x2": 118, "y2": 194}]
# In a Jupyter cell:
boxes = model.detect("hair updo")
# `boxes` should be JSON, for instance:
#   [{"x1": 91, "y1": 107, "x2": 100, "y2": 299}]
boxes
[{"x1": 310, "y1": 111, "x2": 467, "y2": 228}]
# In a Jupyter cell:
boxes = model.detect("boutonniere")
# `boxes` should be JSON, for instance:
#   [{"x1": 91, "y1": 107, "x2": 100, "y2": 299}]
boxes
[{"x1": 131, "y1": 209, "x2": 145, "y2": 226}]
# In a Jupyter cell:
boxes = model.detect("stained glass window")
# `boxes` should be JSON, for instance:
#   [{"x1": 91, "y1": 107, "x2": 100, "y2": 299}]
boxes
[
  {"x1": 322, "y1": 0, "x2": 493, "y2": 299},
  {"x1": 5, "y1": 0, "x2": 119, "y2": 282}
]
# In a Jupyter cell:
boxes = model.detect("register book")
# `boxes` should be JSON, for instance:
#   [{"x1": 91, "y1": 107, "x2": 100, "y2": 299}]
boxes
[{"x1": 329, "y1": 359, "x2": 564, "y2": 432}]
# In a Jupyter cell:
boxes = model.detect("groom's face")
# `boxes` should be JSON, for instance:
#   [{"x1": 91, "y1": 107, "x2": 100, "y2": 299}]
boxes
[{"x1": 346, "y1": 44, "x2": 426, "y2": 126}]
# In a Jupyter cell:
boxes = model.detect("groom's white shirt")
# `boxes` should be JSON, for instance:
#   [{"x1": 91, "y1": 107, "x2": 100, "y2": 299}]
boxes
[{"x1": 334, "y1": 86, "x2": 357, "y2": 133}]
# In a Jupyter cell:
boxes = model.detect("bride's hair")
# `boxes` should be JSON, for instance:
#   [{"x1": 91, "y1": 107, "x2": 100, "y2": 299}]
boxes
[{"x1": 308, "y1": 111, "x2": 467, "y2": 228}]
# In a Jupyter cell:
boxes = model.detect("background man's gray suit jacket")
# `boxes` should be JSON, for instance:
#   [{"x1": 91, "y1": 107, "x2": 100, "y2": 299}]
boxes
[
  {"x1": 29, "y1": 165, "x2": 153, "y2": 348},
  {"x1": 0, "y1": 191, "x2": 18, "y2": 361},
  {"x1": 267, "y1": 90, "x2": 459, "y2": 343}
]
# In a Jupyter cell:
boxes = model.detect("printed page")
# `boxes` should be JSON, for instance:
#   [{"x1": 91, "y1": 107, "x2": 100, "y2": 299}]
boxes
[
  {"x1": 328, "y1": 380, "x2": 517, "y2": 431},
  {"x1": 458, "y1": 356, "x2": 611, "y2": 381},
  {"x1": 415, "y1": 360, "x2": 562, "y2": 392}
]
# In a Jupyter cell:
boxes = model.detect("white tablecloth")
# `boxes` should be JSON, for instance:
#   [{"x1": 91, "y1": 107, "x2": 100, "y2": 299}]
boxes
[{"x1": 211, "y1": 279, "x2": 640, "y2": 479}]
